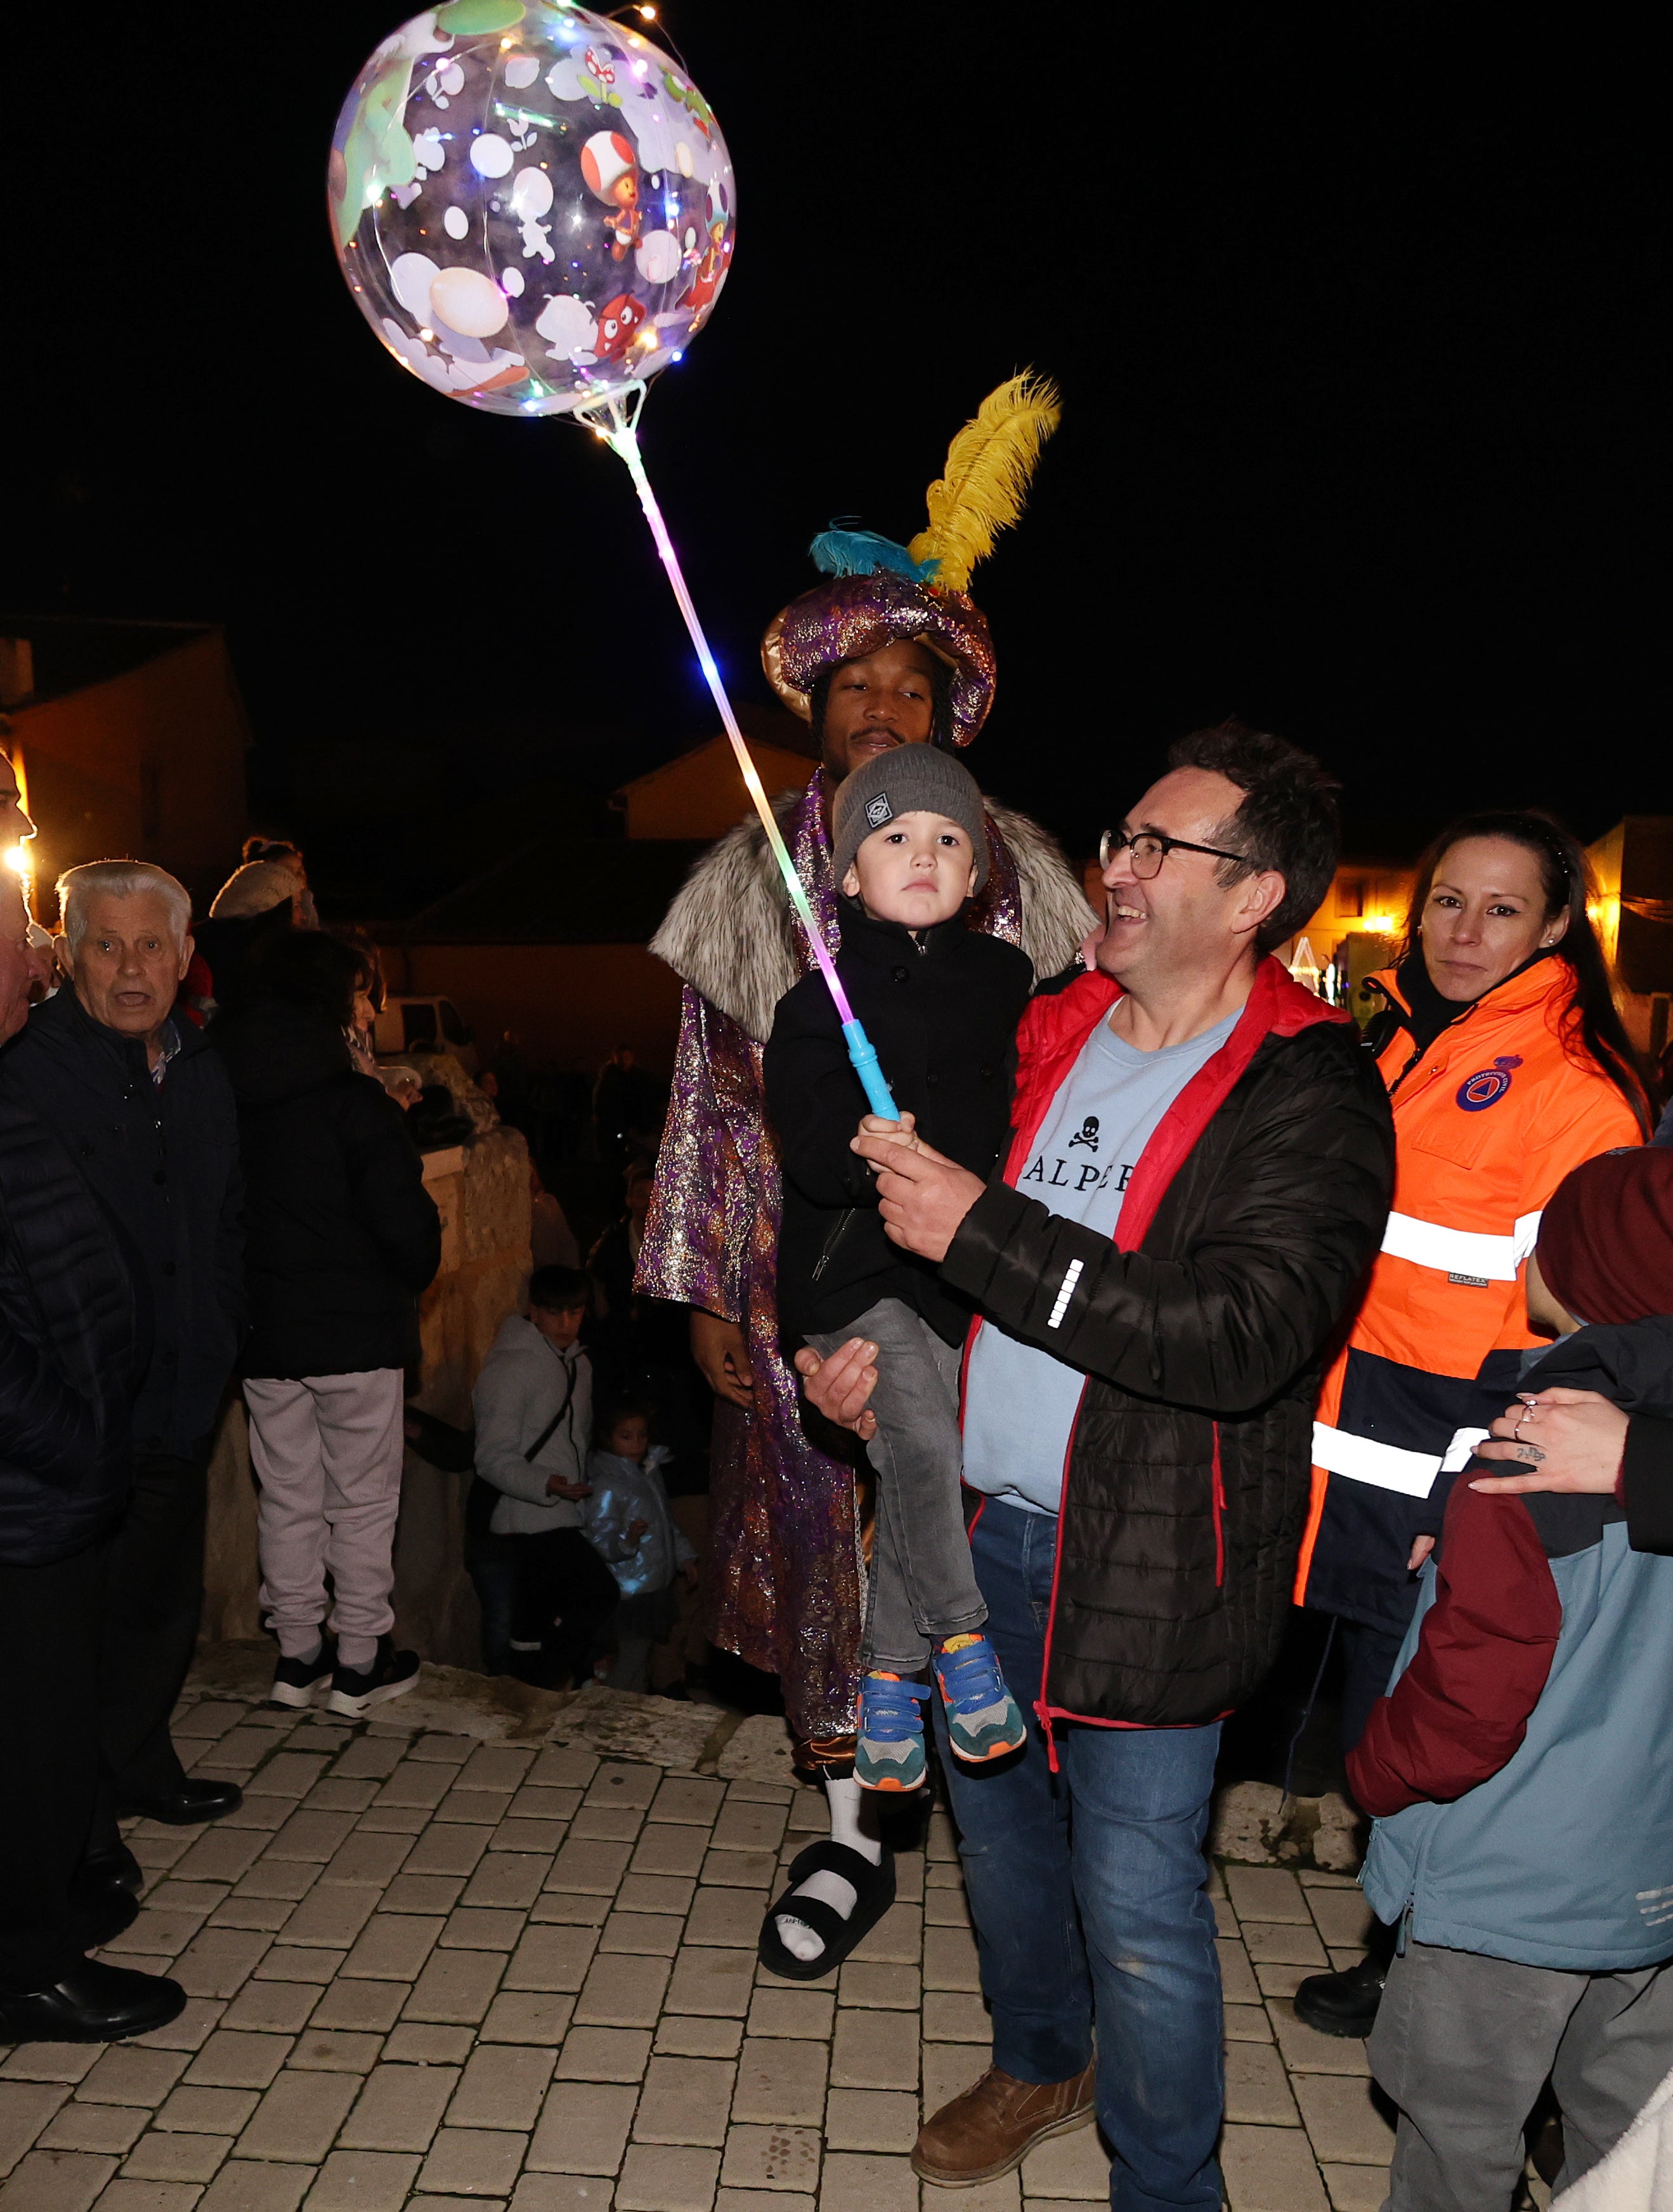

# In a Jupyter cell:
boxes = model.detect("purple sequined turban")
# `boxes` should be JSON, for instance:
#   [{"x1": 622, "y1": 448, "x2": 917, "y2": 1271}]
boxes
[{"x1": 760, "y1": 570, "x2": 996, "y2": 748}]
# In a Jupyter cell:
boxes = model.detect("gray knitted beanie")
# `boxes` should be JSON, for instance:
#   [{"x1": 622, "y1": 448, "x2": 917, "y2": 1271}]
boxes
[{"x1": 832, "y1": 747, "x2": 990, "y2": 893}]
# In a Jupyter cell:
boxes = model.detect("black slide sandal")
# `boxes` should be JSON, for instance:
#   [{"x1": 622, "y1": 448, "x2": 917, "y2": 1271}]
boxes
[{"x1": 757, "y1": 1839, "x2": 897, "y2": 1982}]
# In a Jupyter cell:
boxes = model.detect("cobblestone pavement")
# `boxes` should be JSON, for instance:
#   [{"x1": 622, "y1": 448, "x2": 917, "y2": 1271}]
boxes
[{"x1": 0, "y1": 1691, "x2": 1395, "y2": 2212}]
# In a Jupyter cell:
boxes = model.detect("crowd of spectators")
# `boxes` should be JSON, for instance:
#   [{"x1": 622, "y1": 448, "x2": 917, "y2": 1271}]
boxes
[{"x1": 0, "y1": 779, "x2": 697, "y2": 2049}]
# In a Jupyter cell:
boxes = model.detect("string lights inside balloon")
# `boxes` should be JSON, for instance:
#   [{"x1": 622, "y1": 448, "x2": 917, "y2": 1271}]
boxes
[{"x1": 330, "y1": 0, "x2": 899, "y2": 1111}]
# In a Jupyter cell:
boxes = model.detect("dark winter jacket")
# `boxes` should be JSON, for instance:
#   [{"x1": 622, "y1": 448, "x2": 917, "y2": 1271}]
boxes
[
  {"x1": 1353, "y1": 1323, "x2": 1673, "y2": 1970},
  {"x1": 1569, "y1": 1316, "x2": 1673, "y2": 1554},
  {"x1": 212, "y1": 999, "x2": 441, "y2": 1379},
  {"x1": 0, "y1": 985, "x2": 242, "y2": 1458},
  {"x1": 942, "y1": 959, "x2": 1395, "y2": 1731},
  {"x1": 192, "y1": 906, "x2": 294, "y2": 1017},
  {"x1": 0, "y1": 1080, "x2": 144, "y2": 1564},
  {"x1": 765, "y1": 900, "x2": 1034, "y2": 1347}
]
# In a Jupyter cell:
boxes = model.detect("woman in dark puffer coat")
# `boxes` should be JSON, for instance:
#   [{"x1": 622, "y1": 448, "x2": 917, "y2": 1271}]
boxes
[{"x1": 212, "y1": 934, "x2": 440, "y2": 1720}]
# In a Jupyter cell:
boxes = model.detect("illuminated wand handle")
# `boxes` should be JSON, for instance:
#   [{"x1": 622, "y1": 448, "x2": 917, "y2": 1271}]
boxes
[{"x1": 581, "y1": 387, "x2": 901, "y2": 1122}]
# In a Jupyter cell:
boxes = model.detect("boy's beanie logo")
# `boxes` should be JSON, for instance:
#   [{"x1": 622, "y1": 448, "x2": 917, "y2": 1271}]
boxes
[{"x1": 865, "y1": 794, "x2": 894, "y2": 829}]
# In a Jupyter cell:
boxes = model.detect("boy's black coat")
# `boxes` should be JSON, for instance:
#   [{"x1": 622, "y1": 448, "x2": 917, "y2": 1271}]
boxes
[
  {"x1": 211, "y1": 999, "x2": 441, "y2": 1379},
  {"x1": 764, "y1": 900, "x2": 1033, "y2": 1348}
]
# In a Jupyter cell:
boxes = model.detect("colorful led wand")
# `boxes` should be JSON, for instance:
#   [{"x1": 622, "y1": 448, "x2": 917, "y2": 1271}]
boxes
[{"x1": 580, "y1": 386, "x2": 900, "y2": 1122}]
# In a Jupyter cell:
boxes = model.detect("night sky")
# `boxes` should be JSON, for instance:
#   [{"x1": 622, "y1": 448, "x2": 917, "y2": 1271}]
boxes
[{"x1": 4, "y1": 8, "x2": 1665, "y2": 896}]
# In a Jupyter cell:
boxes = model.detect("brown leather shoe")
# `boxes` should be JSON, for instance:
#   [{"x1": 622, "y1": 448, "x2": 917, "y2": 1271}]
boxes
[{"x1": 912, "y1": 2060, "x2": 1097, "y2": 2185}]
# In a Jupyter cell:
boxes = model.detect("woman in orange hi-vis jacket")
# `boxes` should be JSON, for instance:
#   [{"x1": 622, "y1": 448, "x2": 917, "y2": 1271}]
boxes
[{"x1": 1292, "y1": 811, "x2": 1651, "y2": 2040}]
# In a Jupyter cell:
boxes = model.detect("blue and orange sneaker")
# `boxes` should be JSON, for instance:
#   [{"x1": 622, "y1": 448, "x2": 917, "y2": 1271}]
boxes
[
  {"x1": 855, "y1": 1672, "x2": 930, "y2": 1793},
  {"x1": 935, "y1": 1633, "x2": 1027, "y2": 1765}
]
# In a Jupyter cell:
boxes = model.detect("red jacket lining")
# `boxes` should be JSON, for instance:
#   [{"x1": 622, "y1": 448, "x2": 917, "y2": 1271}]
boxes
[{"x1": 967, "y1": 959, "x2": 1348, "y2": 1751}]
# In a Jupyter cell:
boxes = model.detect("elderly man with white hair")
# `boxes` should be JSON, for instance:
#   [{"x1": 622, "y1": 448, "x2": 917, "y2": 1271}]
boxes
[
  {"x1": 0, "y1": 870, "x2": 191, "y2": 2043},
  {"x1": 0, "y1": 860, "x2": 243, "y2": 1921}
]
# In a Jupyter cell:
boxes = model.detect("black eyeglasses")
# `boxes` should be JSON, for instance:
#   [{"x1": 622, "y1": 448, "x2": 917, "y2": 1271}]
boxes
[{"x1": 1098, "y1": 828, "x2": 1251, "y2": 879}]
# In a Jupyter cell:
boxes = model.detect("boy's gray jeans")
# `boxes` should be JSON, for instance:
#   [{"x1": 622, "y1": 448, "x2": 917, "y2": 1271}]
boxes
[
  {"x1": 806, "y1": 1297, "x2": 986, "y2": 1673},
  {"x1": 1369, "y1": 1935, "x2": 1673, "y2": 2208}
]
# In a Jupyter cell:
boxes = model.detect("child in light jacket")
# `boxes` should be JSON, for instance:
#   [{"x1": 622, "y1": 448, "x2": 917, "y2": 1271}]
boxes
[
  {"x1": 467, "y1": 1264, "x2": 618, "y2": 1689},
  {"x1": 1351, "y1": 1147, "x2": 1673, "y2": 2209},
  {"x1": 584, "y1": 1402, "x2": 696, "y2": 1694}
]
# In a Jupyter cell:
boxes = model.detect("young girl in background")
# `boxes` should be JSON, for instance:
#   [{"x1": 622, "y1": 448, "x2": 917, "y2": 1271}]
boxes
[{"x1": 584, "y1": 1403, "x2": 697, "y2": 1694}]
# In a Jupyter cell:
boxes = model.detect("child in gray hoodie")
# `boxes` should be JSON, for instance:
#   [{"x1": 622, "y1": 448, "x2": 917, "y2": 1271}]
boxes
[{"x1": 468, "y1": 1265, "x2": 617, "y2": 1687}]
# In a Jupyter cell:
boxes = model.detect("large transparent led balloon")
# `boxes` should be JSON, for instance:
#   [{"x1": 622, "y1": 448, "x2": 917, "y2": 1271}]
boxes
[{"x1": 329, "y1": 0, "x2": 736, "y2": 417}]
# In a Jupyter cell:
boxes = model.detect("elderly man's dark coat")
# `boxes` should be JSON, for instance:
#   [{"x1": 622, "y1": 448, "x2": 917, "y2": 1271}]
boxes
[
  {"x1": 0, "y1": 1082, "x2": 143, "y2": 1565},
  {"x1": 1, "y1": 986, "x2": 242, "y2": 1456}
]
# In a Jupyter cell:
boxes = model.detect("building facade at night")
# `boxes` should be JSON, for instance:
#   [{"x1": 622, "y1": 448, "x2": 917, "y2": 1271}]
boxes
[{"x1": 0, "y1": 617, "x2": 251, "y2": 917}]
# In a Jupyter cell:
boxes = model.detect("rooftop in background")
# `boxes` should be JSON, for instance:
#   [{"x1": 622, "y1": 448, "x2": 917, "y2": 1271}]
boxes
[
  {"x1": 394, "y1": 835, "x2": 706, "y2": 946},
  {"x1": 0, "y1": 614, "x2": 218, "y2": 712},
  {"x1": 613, "y1": 709, "x2": 816, "y2": 842}
]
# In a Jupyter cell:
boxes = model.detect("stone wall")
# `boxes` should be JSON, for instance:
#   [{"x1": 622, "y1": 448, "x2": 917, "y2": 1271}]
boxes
[{"x1": 200, "y1": 1108, "x2": 533, "y2": 1670}]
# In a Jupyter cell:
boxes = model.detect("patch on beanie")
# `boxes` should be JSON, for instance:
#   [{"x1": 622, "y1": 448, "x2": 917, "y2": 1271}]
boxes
[{"x1": 864, "y1": 793, "x2": 894, "y2": 829}]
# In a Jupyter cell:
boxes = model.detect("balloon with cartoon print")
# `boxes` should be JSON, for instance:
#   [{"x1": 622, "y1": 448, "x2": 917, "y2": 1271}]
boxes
[{"x1": 329, "y1": 0, "x2": 735, "y2": 417}]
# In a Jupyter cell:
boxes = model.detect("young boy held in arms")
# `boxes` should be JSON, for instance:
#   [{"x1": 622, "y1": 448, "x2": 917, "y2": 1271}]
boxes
[{"x1": 765, "y1": 748, "x2": 1034, "y2": 1793}]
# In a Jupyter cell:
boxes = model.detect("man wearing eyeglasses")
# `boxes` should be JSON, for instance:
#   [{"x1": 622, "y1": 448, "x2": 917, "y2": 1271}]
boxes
[{"x1": 798, "y1": 722, "x2": 1395, "y2": 2211}]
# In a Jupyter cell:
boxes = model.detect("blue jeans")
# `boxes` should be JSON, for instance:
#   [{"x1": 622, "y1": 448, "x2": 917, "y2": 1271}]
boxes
[{"x1": 933, "y1": 1500, "x2": 1225, "y2": 2212}]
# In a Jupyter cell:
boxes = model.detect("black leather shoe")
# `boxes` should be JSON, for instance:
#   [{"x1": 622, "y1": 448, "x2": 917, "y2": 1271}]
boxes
[
  {"x1": 82, "y1": 1843, "x2": 145, "y2": 1894},
  {"x1": 0, "y1": 1959, "x2": 185, "y2": 2044},
  {"x1": 73, "y1": 1844, "x2": 146, "y2": 1947},
  {"x1": 74, "y1": 1880, "x2": 140, "y2": 1948},
  {"x1": 114, "y1": 1778, "x2": 242, "y2": 1826},
  {"x1": 1292, "y1": 1954, "x2": 1387, "y2": 2038}
]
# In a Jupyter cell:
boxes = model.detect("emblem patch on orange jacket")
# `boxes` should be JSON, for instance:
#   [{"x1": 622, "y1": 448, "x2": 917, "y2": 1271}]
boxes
[{"x1": 1457, "y1": 1055, "x2": 1523, "y2": 1111}]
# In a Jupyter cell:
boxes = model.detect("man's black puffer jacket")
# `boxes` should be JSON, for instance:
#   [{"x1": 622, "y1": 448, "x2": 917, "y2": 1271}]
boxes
[
  {"x1": 212, "y1": 1000, "x2": 441, "y2": 1380},
  {"x1": 941, "y1": 961, "x2": 1395, "y2": 1729},
  {"x1": 0, "y1": 1083, "x2": 143, "y2": 1564}
]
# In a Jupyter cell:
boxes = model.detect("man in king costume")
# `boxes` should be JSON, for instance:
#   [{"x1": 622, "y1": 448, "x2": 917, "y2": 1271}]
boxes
[{"x1": 637, "y1": 377, "x2": 1095, "y2": 1975}]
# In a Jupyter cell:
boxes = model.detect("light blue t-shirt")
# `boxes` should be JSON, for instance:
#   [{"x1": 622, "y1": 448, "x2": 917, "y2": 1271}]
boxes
[{"x1": 961, "y1": 1008, "x2": 1239, "y2": 1516}]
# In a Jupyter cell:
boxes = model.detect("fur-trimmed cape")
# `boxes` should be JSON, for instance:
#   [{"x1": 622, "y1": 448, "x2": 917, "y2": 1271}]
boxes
[{"x1": 650, "y1": 786, "x2": 1098, "y2": 1042}]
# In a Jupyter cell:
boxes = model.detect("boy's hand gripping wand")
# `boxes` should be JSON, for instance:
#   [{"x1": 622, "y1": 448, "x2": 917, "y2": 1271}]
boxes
[{"x1": 581, "y1": 387, "x2": 899, "y2": 1119}]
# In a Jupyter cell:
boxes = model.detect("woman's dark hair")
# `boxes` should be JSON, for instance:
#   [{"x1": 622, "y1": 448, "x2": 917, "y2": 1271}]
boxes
[
  {"x1": 1402, "y1": 809, "x2": 1653, "y2": 1135},
  {"x1": 809, "y1": 650, "x2": 956, "y2": 753},
  {"x1": 243, "y1": 835, "x2": 302, "y2": 866},
  {"x1": 1166, "y1": 719, "x2": 1341, "y2": 953},
  {"x1": 244, "y1": 930, "x2": 371, "y2": 1028},
  {"x1": 334, "y1": 926, "x2": 387, "y2": 1016}
]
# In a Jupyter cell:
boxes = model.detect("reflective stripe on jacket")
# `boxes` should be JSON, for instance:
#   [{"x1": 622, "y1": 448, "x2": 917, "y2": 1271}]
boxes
[{"x1": 1297, "y1": 957, "x2": 1641, "y2": 1631}]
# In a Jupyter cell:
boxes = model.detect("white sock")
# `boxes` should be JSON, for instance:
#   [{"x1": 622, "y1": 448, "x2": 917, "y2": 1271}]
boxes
[
  {"x1": 337, "y1": 1633, "x2": 379, "y2": 1672},
  {"x1": 774, "y1": 1776, "x2": 883, "y2": 1963}
]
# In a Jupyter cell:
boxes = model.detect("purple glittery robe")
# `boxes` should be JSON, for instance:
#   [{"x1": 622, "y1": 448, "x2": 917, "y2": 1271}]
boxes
[{"x1": 636, "y1": 771, "x2": 1026, "y2": 1743}]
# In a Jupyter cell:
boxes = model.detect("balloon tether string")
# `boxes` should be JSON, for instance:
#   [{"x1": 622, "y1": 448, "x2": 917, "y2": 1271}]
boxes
[{"x1": 577, "y1": 385, "x2": 898, "y2": 1119}]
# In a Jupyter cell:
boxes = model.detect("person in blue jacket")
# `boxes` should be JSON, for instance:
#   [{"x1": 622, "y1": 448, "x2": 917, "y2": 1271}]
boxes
[
  {"x1": 1350, "y1": 1145, "x2": 1673, "y2": 2209},
  {"x1": 583, "y1": 1401, "x2": 696, "y2": 1693}
]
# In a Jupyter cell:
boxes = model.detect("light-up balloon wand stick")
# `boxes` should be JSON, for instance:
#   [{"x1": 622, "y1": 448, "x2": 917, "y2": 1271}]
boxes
[
  {"x1": 329, "y1": 3, "x2": 897, "y2": 1118},
  {"x1": 577, "y1": 386, "x2": 899, "y2": 1118}
]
